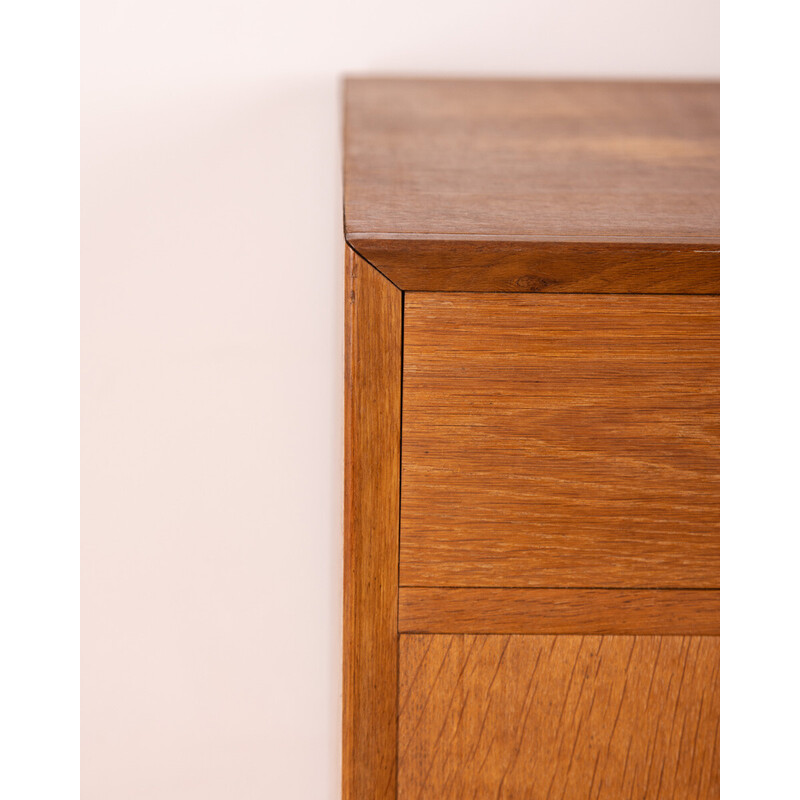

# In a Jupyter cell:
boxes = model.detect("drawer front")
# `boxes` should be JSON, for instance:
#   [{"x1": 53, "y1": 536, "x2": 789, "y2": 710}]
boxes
[
  {"x1": 400, "y1": 293, "x2": 719, "y2": 589},
  {"x1": 399, "y1": 634, "x2": 720, "y2": 799}
]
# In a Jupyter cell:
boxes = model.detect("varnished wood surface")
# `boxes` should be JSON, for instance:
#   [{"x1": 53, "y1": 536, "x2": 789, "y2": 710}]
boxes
[
  {"x1": 399, "y1": 634, "x2": 720, "y2": 799},
  {"x1": 344, "y1": 78, "x2": 719, "y2": 292},
  {"x1": 401, "y1": 293, "x2": 719, "y2": 589},
  {"x1": 343, "y1": 246, "x2": 402, "y2": 800},
  {"x1": 398, "y1": 588, "x2": 719, "y2": 635},
  {"x1": 350, "y1": 237, "x2": 720, "y2": 293}
]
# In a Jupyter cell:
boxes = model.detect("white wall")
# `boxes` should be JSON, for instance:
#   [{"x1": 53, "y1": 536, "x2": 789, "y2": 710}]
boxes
[{"x1": 81, "y1": 2, "x2": 718, "y2": 797}]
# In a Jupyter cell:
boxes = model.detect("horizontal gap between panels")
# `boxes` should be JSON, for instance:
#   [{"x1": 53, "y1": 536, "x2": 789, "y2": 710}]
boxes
[
  {"x1": 400, "y1": 290, "x2": 720, "y2": 295},
  {"x1": 399, "y1": 586, "x2": 720, "y2": 591}
]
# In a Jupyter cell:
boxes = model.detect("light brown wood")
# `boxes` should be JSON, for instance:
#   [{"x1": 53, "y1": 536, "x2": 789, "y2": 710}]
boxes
[
  {"x1": 399, "y1": 634, "x2": 720, "y2": 799},
  {"x1": 343, "y1": 79, "x2": 721, "y2": 796},
  {"x1": 344, "y1": 78, "x2": 719, "y2": 292},
  {"x1": 399, "y1": 588, "x2": 719, "y2": 635},
  {"x1": 401, "y1": 293, "x2": 719, "y2": 589},
  {"x1": 343, "y1": 245, "x2": 402, "y2": 800}
]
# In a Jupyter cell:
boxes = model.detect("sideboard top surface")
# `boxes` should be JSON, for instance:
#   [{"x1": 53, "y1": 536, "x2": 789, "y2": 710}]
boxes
[
  {"x1": 343, "y1": 78, "x2": 719, "y2": 292},
  {"x1": 345, "y1": 77, "x2": 719, "y2": 243}
]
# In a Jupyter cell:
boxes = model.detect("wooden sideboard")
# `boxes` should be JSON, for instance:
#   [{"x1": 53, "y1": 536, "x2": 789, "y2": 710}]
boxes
[{"x1": 343, "y1": 78, "x2": 719, "y2": 799}]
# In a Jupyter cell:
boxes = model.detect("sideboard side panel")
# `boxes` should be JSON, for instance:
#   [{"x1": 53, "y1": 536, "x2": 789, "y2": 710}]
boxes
[{"x1": 343, "y1": 246, "x2": 402, "y2": 800}]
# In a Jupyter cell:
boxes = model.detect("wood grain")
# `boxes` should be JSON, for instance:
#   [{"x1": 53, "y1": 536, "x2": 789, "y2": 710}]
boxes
[
  {"x1": 399, "y1": 634, "x2": 720, "y2": 799},
  {"x1": 344, "y1": 78, "x2": 719, "y2": 292},
  {"x1": 348, "y1": 237, "x2": 719, "y2": 293},
  {"x1": 401, "y1": 293, "x2": 719, "y2": 589},
  {"x1": 399, "y1": 588, "x2": 719, "y2": 635},
  {"x1": 343, "y1": 245, "x2": 402, "y2": 800}
]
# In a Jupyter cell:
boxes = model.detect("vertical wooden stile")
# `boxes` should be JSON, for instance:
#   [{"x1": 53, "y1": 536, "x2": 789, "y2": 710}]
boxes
[{"x1": 343, "y1": 246, "x2": 402, "y2": 799}]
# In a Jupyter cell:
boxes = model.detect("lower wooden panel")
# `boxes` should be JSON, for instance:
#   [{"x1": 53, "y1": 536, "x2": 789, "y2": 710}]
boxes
[{"x1": 399, "y1": 634, "x2": 719, "y2": 799}]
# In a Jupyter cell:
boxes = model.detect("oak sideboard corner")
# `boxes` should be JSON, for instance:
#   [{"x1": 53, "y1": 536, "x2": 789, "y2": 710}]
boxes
[{"x1": 343, "y1": 77, "x2": 719, "y2": 800}]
